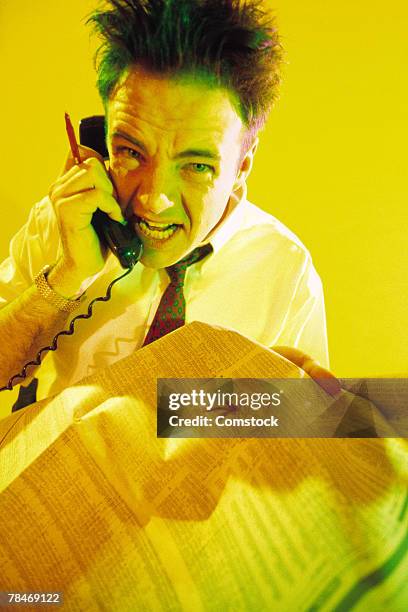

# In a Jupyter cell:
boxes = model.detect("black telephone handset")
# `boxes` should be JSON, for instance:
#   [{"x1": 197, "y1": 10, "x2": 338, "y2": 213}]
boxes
[{"x1": 79, "y1": 115, "x2": 142, "y2": 269}]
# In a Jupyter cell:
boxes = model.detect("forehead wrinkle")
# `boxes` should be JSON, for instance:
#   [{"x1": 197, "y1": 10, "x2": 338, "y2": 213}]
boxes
[
  {"x1": 111, "y1": 98, "x2": 230, "y2": 137},
  {"x1": 108, "y1": 73, "x2": 245, "y2": 162},
  {"x1": 114, "y1": 77, "x2": 209, "y2": 125},
  {"x1": 110, "y1": 104, "x2": 169, "y2": 135},
  {"x1": 112, "y1": 76, "x2": 240, "y2": 124},
  {"x1": 110, "y1": 106, "x2": 223, "y2": 150},
  {"x1": 112, "y1": 65, "x2": 244, "y2": 134},
  {"x1": 109, "y1": 107, "x2": 230, "y2": 161}
]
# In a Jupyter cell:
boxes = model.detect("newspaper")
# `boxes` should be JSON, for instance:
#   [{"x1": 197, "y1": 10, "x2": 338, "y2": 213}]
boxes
[{"x1": 0, "y1": 322, "x2": 407, "y2": 610}]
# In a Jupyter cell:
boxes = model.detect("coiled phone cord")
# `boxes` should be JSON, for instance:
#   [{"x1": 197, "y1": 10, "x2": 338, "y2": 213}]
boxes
[{"x1": 0, "y1": 266, "x2": 133, "y2": 392}]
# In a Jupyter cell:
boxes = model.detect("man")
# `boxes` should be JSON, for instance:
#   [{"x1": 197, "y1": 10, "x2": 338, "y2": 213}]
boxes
[{"x1": 0, "y1": 0, "x2": 332, "y2": 405}]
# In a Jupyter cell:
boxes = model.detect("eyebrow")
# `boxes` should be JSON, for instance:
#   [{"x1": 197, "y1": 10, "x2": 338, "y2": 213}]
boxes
[
  {"x1": 175, "y1": 149, "x2": 220, "y2": 162},
  {"x1": 112, "y1": 131, "x2": 148, "y2": 154},
  {"x1": 112, "y1": 130, "x2": 221, "y2": 162}
]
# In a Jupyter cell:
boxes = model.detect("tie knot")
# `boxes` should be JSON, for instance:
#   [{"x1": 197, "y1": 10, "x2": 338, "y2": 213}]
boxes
[{"x1": 166, "y1": 243, "x2": 213, "y2": 286}]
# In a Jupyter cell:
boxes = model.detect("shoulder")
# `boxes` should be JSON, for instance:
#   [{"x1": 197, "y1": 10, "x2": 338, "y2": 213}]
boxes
[
  {"x1": 241, "y1": 201, "x2": 307, "y2": 246},
  {"x1": 232, "y1": 200, "x2": 314, "y2": 269}
]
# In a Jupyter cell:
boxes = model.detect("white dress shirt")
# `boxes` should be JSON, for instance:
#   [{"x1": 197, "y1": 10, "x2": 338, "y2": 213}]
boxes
[{"x1": 0, "y1": 192, "x2": 328, "y2": 402}]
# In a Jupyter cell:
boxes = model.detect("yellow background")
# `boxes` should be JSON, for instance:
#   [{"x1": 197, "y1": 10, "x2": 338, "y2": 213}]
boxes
[{"x1": 0, "y1": 0, "x2": 406, "y2": 376}]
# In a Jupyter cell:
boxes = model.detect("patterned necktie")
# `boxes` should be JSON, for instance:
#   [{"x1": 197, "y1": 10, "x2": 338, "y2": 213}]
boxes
[{"x1": 143, "y1": 243, "x2": 213, "y2": 346}]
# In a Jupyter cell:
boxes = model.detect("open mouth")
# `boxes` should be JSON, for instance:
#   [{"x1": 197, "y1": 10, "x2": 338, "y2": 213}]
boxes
[{"x1": 136, "y1": 216, "x2": 181, "y2": 241}]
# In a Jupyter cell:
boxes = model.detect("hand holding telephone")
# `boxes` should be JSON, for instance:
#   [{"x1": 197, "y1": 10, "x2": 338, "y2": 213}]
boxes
[
  {"x1": 67, "y1": 114, "x2": 142, "y2": 269},
  {"x1": 0, "y1": 115, "x2": 144, "y2": 392},
  {"x1": 0, "y1": 116, "x2": 144, "y2": 392}
]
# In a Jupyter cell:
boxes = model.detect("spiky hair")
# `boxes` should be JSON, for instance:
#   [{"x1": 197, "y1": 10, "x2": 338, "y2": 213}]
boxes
[{"x1": 88, "y1": 0, "x2": 284, "y2": 143}]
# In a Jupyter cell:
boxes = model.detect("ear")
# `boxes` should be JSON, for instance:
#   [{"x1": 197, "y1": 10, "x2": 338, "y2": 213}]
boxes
[{"x1": 233, "y1": 137, "x2": 259, "y2": 190}]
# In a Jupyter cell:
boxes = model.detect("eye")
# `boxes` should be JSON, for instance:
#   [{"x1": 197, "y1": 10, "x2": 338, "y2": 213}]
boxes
[
  {"x1": 116, "y1": 146, "x2": 143, "y2": 160},
  {"x1": 187, "y1": 163, "x2": 214, "y2": 174}
]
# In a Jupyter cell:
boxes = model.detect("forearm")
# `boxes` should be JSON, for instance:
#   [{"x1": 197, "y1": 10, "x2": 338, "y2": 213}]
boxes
[
  {"x1": 0, "y1": 151, "x2": 121, "y2": 388},
  {"x1": 0, "y1": 284, "x2": 69, "y2": 387}
]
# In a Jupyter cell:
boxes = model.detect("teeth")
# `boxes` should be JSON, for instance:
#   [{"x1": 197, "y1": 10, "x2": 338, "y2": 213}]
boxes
[
  {"x1": 138, "y1": 219, "x2": 178, "y2": 240},
  {"x1": 145, "y1": 220, "x2": 172, "y2": 228}
]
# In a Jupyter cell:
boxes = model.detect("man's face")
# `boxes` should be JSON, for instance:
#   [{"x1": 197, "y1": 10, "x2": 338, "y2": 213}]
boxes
[{"x1": 106, "y1": 66, "x2": 248, "y2": 268}]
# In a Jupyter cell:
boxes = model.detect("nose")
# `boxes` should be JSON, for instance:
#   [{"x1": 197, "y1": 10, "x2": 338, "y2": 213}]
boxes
[
  {"x1": 137, "y1": 167, "x2": 175, "y2": 215},
  {"x1": 138, "y1": 192, "x2": 173, "y2": 213}
]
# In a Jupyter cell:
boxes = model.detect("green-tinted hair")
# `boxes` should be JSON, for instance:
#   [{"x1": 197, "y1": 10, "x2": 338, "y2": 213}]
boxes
[{"x1": 87, "y1": 0, "x2": 284, "y2": 148}]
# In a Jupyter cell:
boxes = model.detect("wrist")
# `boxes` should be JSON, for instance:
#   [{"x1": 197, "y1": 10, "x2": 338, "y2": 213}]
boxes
[
  {"x1": 47, "y1": 263, "x2": 84, "y2": 299},
  {"x1": 47, "y1": 261, "x2": 97, "y2": 299},
  {"x1": 34, "y1": 265, "x2": 84, "y2": 313}
]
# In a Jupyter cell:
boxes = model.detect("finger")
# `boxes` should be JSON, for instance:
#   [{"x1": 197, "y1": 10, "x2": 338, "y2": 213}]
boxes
[
  {"x1": 272, "y1": 346, "x2": 313, "y2": 368},
  {"x1": 302, "y1": 360, "x2": 342, "y2": 398},
  {"x1": 60, "y1": 144, "x2": 106, "y2": 176},
  {"x1": 52, "y1": 158, "x2": 114, "y2": 201},
  {"x1": 56, "y1": 190, "x2": 125, "y2": 227},
  {"x1": 54, "y1": 151, "x2": 105, "y2": 195},
  {"x1": 272, "y1": 346, "x2": 342, "y2": 397}
]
